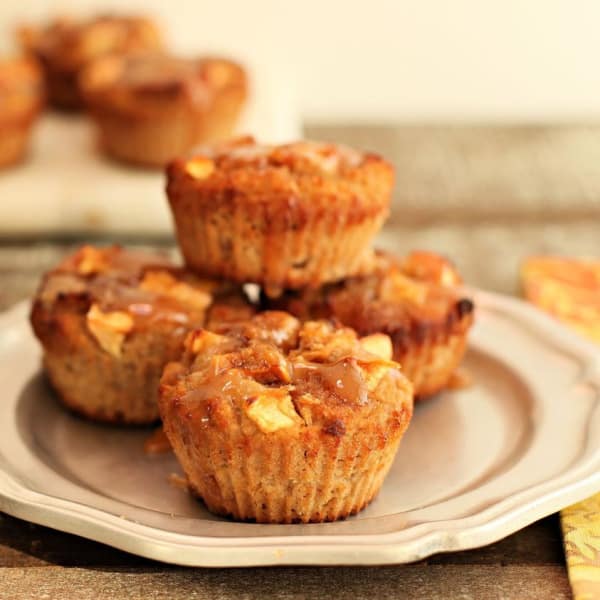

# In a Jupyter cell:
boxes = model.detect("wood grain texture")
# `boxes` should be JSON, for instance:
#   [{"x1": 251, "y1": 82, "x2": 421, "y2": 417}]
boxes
[
  {"x1": 0, "y1": 565, "x2": 571, "y2": 600},
  {"x1": 307, "y1": 124, "x2": 600, "y2": 225}
]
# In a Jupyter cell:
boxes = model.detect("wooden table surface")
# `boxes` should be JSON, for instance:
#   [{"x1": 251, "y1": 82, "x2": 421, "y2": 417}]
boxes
[{"x1": 4, "y1": 124, "x2": 600, "y2": 598}]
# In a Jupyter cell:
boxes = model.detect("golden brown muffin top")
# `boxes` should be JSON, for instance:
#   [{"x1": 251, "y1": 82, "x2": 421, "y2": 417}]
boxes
[
  {"x1": 268, "y1": 251, "x2": 474, "y2": 349},
  {"x1": 33, "y1": 245, "x2": 247, "y2": 358},
  {"x1": 175, "y1": 135, "x2": 389, "y2": 178},
  {"x1": 79, "y1": 53, "x2": 245, "y2": 115},
  {"x1": 19, "y1": 15, "x2": 162, "y2": 71},
  {"x1": 0, "y1": 56, "x2": 44, "y2": 120},
  {"x1": 167, "y1": 136, "x2": 394, "y2": 226},
  {"x1": 160, "y1": 311, "x2": 412, "y2": 435}
]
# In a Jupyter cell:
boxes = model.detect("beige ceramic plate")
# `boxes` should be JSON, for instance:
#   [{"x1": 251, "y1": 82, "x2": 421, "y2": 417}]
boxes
[{"x1": 0, "y1": 290, "x2": 599, "y2": 566}]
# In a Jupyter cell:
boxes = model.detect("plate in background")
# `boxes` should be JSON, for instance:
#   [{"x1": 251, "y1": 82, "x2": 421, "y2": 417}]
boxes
[{"x1": 0, "y1": 290, "x2": 599, "y2": 566}]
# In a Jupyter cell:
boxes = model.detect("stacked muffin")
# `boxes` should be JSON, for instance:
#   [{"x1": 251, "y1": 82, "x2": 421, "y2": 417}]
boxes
[
  {"x1": 164, "y1": 137, "x2": 475, "y2": 521},
  {"x1": 31, "y1": 136, "x2": 473, "y2": 524}
]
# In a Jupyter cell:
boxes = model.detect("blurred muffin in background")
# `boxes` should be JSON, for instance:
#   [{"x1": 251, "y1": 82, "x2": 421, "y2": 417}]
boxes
[
  {"x1": 80, "y1": 53, "x2": 247, "y2": 167},
  {"x1": 0, "y1": 56, "x2": 44, "y2": 168},
  {"x1": 18, "y1": 15, "x2": 163, "y2": 110}
]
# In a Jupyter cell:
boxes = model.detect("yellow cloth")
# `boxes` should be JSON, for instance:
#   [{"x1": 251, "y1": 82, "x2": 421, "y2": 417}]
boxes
[{"x1": 522, "y1": 256, "x2": 600, "y2": 600}]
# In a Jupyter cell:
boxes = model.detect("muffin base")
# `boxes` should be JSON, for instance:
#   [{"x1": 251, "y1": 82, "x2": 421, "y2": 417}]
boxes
[
  {"x1": 188, "y1": 483, "x2": 380, "y2": 523},
  {"x1": 397, "y1": 326, "x2": 471, "y2": 399},
  {"x1": 42, "y1": 348, "x2": 163, "y2": 425},
  {"x1": 160, "y1": 362, "x2": 412, "y2": 523},
  {"x1": 88, "y1": 93, "x2": 245, "y2": 168},
  {"x1": 32, "y1": 304, "x2": 187, "y2": 425},
  {"x1": 89, "y1": 108, "x2": 201, "y2": 167},
  {"x1": 163, "y1": 409, "x2": 409, "y2": 524},
  {"x1": 172, "y1": 197, "x2": 386, "y2": 297}
]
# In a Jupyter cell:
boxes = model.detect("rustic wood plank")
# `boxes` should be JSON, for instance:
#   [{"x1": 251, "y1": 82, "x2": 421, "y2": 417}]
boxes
[
  {"x1": 0, "y1": 564, "x2": 571, "y2": 599},
  {"x1": 307, "y1": 124, "x2": 600, "y2": 225}
]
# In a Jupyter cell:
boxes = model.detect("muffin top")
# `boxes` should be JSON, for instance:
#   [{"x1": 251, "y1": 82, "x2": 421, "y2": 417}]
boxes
[
  {"x1": 269, "y1": 251, "x2": 474, "y2": 349},
  {"x1": 0, "y1": 56, "x2": 44, "y2": 120},
  {"x1": 160, "y1": 311, "x2": 413, "y2": 436},
  {"x1": 19, "y1": 15, "x2": 162, "y2": 71},
  {"x1": 80, "y1": 53, "x2": 245, "y2": 114},
  {"x1": 167, "y1": 136, "x2": 394, "y2": 213},
  {"x1": 33, "y1": 245, "x2": 249, "y2": 357}
]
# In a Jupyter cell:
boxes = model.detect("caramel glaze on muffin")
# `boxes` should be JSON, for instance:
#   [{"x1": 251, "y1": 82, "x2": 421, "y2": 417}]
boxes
[
  {"x1": 30, "y1": 245, "x2": 254, "y2": 424},
  {"x1": 159, "y1": 311, "x2": 413, "y2": 523},
  {"x1": 80, "y1": 53, "x2": 247, "y2": 167},
  {"x1": 19, "y1": 15, "x2": 163, "y2": 110},
  {"x1": 266, "y1": 250, "x2": 474, "y2": 400},
  {"x1": 167, "y1": 136, "x2": 393, "y2": 297},
  {"x1": 0, "y1": 56, "x2": 44, "y2": 168}
]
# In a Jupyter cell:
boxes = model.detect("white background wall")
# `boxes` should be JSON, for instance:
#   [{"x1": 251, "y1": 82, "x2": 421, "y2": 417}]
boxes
[{"x1": 3, "y1": 0, "x2": 600, "y2": 123}]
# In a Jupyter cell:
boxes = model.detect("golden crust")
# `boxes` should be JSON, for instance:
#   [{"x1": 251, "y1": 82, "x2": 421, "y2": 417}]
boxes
[
  {"x1": 30, "y1": 245, "x2": 254, "y2": 424},
  {"x1": 167, "y1": 137, "x2": 393, "y2": 296},
  {"x1": 79, "y1": 53, "x2": 247, "y2": 166},
  {"x1": 267, "y1": 250, "x2": 474, "y2": 399},
  {"x1": 19, "y1": 15, "x2": 162, "y2": 110},
  {"x1": 159, "y1": 311, "x2": 413, "y2": 523},
  {"x1": 0, "y1": 56, "x2": 44, "y2": 167}
]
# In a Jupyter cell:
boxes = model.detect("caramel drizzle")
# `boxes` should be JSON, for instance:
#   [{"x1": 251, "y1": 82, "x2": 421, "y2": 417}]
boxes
[
  {"x1": 181, "y1": 355, "x2": 369, "y2": 413},
  {"x1": 291, "y1": 358, "x2": 368, "y2": 405}
]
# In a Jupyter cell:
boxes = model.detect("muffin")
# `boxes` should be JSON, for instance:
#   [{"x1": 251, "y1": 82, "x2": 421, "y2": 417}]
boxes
[
  {"x1": 267, "y1": 251, "x2": 474, "y2": 399},
  {"x1": 19, "y1": 15, "x2": 162, "y2": 110},
  {"x1": 159, "y1": 311, "x2": 413, "y2": 523},
  {"x1": 0, "y1": 56, "x2": 44, "y2": 167},
  {"x1": 167, "y1": 137, "x2": 393, "y2": 297},
  {"x1": 30, "y1": 245, "x2": 254, "y2": 424},
  {"x1": 80, "y1": 53, "x2": 247, "y2": 166}
]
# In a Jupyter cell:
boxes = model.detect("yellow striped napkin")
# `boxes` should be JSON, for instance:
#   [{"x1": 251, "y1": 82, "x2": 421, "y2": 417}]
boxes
[{"x1": 522, "y1": 256, "x2": 600, "y2": 600}]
